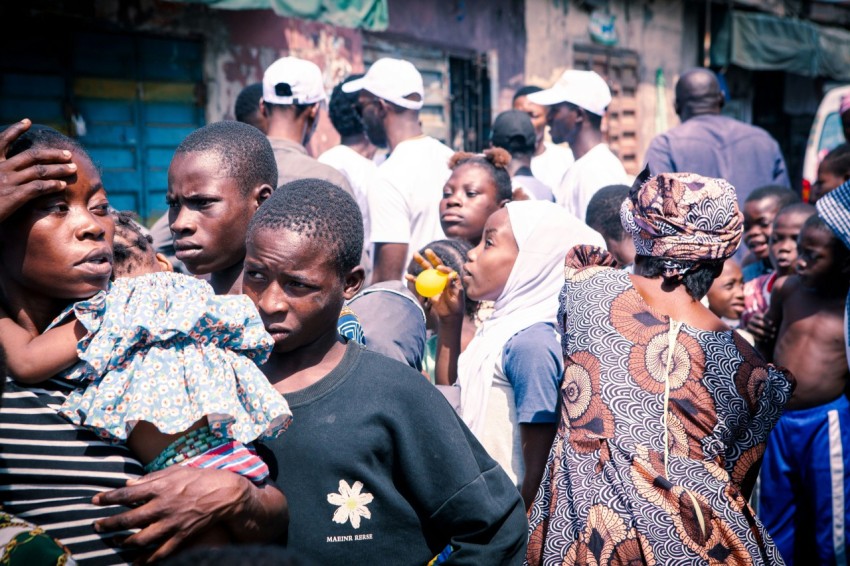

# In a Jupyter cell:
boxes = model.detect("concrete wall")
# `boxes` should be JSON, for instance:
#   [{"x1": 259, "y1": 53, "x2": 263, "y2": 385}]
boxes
[
  {"x1": 22, "y1": 0, "x2": 700, "y2": 166},
  {"x1": 213, "y1": 11, "x2": 365, "y2": 156},
  {"x1": 381, "y1": 0, "x2": 526, "y2": 113},
  {"x1": 208, "y1": 0, "x2": 524, "y2": 156},
  {"x1": 524, "y1": 0, "x2": 700, "y2": 164}
]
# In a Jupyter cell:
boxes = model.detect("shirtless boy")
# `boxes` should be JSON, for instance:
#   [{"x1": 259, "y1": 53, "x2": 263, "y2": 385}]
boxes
[
  {"x1": 745, "y1": 203, "x2": 816, "y2": 351},
  {"x1": 758, "y1": 214, "x2": 850, "y2": 565}
]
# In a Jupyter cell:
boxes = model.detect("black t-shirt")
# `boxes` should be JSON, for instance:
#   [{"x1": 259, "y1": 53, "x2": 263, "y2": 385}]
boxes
[{"x1": 259, "y1": 342, "x2": 527, "y2": 565}]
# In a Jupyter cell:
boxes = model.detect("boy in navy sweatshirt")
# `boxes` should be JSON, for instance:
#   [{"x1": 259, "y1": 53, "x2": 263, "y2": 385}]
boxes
[{"x1": 245, "y1": 178, "x2": 527, "y2": 565}]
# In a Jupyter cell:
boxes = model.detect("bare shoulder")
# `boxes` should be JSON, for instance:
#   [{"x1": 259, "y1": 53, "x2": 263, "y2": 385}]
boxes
[
  {"x1": 774, "y1": 274, "x2": 799, "y2": 302},
  {"x1": 772, "y1": 274, "x2": 790, "y2": 295}
]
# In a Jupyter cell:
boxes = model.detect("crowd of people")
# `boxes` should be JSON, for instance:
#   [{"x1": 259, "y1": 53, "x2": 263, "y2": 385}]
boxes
[{"x1": 0, "y1": 53, "x2": 849, "y2": 566}]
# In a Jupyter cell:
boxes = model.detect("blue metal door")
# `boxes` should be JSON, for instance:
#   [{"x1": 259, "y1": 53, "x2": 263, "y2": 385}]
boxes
[{"x1": 0, "y1": 32, "x2": 205, "y2": 223}]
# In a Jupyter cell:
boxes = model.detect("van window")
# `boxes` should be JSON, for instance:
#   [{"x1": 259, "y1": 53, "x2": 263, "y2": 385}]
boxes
[{"x1": 819, "y1": 111, "x2": 844, "y2": 156}]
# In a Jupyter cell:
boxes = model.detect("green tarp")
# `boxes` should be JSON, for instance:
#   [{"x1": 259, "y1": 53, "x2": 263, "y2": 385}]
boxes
[
  {"x1": 820, "y1": 25, "x2": 850, "y2": 82},
  {"x1": 168, "y1": 0, "x2": 388, "y2": 30},
  {"x1": 711, "y1": 10, "x2": 850, "y2": 81}
]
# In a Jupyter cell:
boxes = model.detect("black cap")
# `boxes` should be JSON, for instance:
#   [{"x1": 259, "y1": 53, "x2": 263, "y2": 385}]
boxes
[{"x1": 491, "y1": 110, "x2": 536, "y2": 152}]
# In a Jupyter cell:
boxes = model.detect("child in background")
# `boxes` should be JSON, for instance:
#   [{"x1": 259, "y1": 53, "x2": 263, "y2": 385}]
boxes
[
  {"x1": 406, "y1": 239, "x2": 475, "y2": 382},
  {"x1": 744, "y1": 203, "x2": 816, "y2": 352},
  {"x1": 741, "y1": 185, "x2": 800, "y2": 282},
  {"x1": 439, "y1": 149, "x2": 514, "y2": 327},
  {"x1": 439, "y1": 148, "x2": 512, "y2": 247},
  {"x1": 585, "y1": 184, "x2": 635, "y2": 269},
  {"x1": 705, "y1": 258, "x2": 753, "y2": 345},
  {"x1": 812, "y1": 143, "x2": 850, "y2": 204},
  {"x1": 0, "y1": 208, "x2": 291, "y2": 483},
  {"x1": 759, "y1": 214, "x2": 850, "y2": 565},
  {"x1": 705, "y1": 259, "x2": 746, "y2": 323},
  {"x1": 431, "y1": 200, "x2": 605, "y2": 507}
]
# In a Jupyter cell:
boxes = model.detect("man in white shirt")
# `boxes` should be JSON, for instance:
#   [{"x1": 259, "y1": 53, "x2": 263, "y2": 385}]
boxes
[
  {"x1": 512, "y1": 85, "x2": 574, "y2": 191},
  {"x1": 319, "y1": 75, "x2": 380, "y2": 283},
  {"x1": 343, "y1": 58, "x2": 454, "y2": 282},
  {"x1": 528, "y1": 70, "x2": 628, "y2": 220}
]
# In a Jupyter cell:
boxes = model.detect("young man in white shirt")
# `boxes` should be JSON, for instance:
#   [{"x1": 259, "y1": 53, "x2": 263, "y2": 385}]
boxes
[
  {"x1": 528, "y1": 70, "x2": 628, "y2": 220},
  {"x1": 343, "y1": 58, "x2": 454, "y2": 283},
  {"x1": 512, "y1": 85, "x2": 574, "y2": 191},
  {"x1": 319, "y1": 75, "x2": 381, "y2": 283}
]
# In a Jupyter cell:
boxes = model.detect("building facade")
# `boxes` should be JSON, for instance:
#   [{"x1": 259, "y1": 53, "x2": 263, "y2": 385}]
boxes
[{"x1": 2, "y1": 0, "x2": 848, "y2": 221}]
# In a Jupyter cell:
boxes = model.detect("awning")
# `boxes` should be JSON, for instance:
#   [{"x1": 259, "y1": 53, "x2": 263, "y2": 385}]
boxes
[
  {"x1": 711, "y1": 10, "x2": 850, "y2": 81},
  {"x1": 167, "y1": 0, "x2": 388, "y2": 31}
]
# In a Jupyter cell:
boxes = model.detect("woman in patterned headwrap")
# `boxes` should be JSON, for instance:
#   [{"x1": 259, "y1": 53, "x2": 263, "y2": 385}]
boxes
[{"x1": 526, "y1": 169, "x2": 795, "y2": 566}]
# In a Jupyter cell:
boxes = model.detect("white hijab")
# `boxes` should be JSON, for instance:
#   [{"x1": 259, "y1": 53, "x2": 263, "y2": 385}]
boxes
[{"x1": 456, "y1": 200, "x2": 606, "y2": 438}]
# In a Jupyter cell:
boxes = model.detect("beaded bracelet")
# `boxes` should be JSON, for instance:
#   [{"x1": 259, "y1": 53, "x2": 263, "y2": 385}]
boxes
[{"x1": 144, "y1": 425, "x2": 227, "y2": 473}]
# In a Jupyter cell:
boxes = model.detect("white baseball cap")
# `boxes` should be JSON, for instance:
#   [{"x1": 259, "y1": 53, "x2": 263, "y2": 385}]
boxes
[
  {"x1": 262, "y1": 56, "x2": 327, "y2": 105},
  {"x1": 341, "y1": 58, "x2": 424, "y2": 110},
  {"x1": 527, "y1": 70, "x2": 612, "y2": 116}
]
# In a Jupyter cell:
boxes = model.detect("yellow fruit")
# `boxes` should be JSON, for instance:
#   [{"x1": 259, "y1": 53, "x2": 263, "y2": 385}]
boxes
[{"x1": 415, "y1": 268, "x2": 449, "y2": 298}]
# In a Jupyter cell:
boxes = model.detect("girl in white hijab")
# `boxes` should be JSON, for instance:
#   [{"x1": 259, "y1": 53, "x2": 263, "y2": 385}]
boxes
[{"x1": 430, "y1": 200, "x2": 605, "y2": 506}]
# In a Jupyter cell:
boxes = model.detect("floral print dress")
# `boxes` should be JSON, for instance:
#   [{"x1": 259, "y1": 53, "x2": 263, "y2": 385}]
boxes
[
  {"x1": 526, "y1": 247, "x2": 794, "y2": 566},
  {"x1": 54, "y1": 271, "x2": 291, "y2": 445}
]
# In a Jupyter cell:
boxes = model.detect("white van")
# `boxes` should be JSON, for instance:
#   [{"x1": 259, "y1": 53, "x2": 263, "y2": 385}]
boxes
[{"x1": 802, "y1": 84, "x2": 850, "y2": 201}]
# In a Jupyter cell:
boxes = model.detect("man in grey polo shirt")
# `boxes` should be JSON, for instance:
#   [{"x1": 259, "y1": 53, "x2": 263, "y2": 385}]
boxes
[{"x1": 260, "y1": 56, "x2": 353, "y2": 195}]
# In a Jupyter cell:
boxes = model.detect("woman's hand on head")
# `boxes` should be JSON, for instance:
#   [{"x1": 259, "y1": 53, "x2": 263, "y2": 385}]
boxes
[
  {"x1": 405, "y1": 249, "x2": 464, "y2": 322},
  {"x1": 0, "y1": 119, "x2": 77, "y2": 223}
]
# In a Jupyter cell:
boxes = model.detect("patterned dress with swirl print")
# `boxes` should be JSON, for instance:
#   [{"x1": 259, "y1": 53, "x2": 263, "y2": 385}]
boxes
[{"x1": 525, "y1": 246, "x2": 794, "y2": 566}]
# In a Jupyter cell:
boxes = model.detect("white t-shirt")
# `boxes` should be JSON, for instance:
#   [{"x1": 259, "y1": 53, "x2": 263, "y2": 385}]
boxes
[
  {"x1": 511, "y1": 174, "x2": 554, "y2": 202},
  {"x1": 554, "y1": 143, "x2": 628, "y2": 220},
  {"x1": 531, "y1": 142, "x2": 574, "y2": 194},
  {"x1": 368, "y1": 135, "x2": 454, "y2": 271},
  {"x1": 318, "y1": 145, "x2": 378, "y2": 282}
]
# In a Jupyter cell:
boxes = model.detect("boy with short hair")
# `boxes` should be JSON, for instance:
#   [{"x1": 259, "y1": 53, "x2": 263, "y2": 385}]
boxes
[
  {"x1": 234, "y1": 82, "x2": 268, "y2": 133},
  {"x1": 705, "y1": 258, "x2": 746, "y2": 325},
  {"x1": 167, "y1": 120, "x2": 277, "y2": 295},
  {"x1": 585, "y1": 183, "x2": 635, "y2": 268},
  {"x1": 244, "y1": 179, "x2": 527, "y2": 564},
  {"x1": 741, "y1": 185, "x2": 800, "y2": 281},
  {"x1": 758, "y1": 214, "x2": 850, "y2": 565},
  {"x1": 743, "y1": 203, "x2": 816, "y2": 349}
]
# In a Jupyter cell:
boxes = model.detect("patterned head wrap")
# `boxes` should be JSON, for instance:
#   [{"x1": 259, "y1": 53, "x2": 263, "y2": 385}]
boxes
[
  {"x1": 816, "y1": 178, "x2": 850, "y2": 251},
  {"x1": 620, "y1": 168, "x2": 743, "y2": 278}
]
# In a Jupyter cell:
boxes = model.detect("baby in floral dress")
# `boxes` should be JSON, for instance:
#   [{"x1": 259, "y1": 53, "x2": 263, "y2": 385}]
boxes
[{"x1": 0, "y1": 211, "x2": 291, "y2": 483}]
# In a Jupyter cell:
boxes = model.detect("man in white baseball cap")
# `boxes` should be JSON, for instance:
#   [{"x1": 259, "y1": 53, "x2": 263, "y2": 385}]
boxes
[
  {"x1": 260, "y1": 56, "x2": 353, "y2": 195},
  {"x1": 342, "y1": 58, "x2": 454, "y2": 283},
  {"x1": 528, "y1": 69, "x2": 628, "y2": 220}
]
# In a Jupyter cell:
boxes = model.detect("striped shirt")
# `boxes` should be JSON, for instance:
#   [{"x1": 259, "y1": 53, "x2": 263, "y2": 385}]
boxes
[{"x1": 0, "y1": 377, "x2": 143, "y2": 565}]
